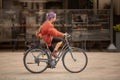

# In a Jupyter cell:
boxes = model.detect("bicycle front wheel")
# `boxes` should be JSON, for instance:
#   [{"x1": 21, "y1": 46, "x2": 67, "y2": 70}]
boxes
[
  {"x1": 62, "y1": 47, "x2": 88, "y2": 73},
  {"x1": 23, "y1": 48, "x2": 49, "y2": 73}
]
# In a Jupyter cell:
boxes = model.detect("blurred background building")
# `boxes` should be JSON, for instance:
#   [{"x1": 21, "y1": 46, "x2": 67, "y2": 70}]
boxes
[{"x1": 0, "y1": 0, "x2": 119, "y2": 51}]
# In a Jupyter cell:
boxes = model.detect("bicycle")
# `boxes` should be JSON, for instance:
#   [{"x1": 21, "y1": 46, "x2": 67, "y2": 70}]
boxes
[{"x1": 23, "y1": 33, "x2": 88, "y2": 73}]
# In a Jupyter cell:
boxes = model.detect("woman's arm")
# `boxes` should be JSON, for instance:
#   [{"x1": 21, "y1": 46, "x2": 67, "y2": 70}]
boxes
[{"x1": 48, "y1": 27, "x2": 64, "y2": 37}]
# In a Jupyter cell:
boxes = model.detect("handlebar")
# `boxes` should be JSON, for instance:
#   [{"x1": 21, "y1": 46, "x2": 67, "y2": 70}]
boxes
[
  {"x1": 64, "y1": 33, "x2": 71, "y2": 38},
  {"x1": 64, "y1": 33, "x2": 71, "y2": 42}
]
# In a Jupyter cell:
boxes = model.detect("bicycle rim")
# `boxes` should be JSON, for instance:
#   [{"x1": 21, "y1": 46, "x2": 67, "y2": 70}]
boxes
[
  {"x1": 62, "y1": 47, "x2": 88, "y2": 73},
  {"x1": 23, "y1": 48, "x2": 49, "y2": 73}
]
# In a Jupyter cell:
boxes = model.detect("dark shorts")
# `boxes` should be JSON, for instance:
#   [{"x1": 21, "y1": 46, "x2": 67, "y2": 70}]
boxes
[{"x1": 49, "y1": 37, "x2": 63, "y2": 52}]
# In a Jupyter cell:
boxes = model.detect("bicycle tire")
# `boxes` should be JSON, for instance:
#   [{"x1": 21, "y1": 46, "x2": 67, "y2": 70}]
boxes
[
  {"x1": 62, "y1": 47, "x2": 88, "y2": 73},
  {"x1": 23, "y1": 48, "x2": 49, "y2": 73}
]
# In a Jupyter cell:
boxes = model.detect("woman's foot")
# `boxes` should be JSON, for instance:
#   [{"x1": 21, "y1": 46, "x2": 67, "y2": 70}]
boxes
[{"x1": 51, "y1": 50, "x2": 59, "y2": 58}]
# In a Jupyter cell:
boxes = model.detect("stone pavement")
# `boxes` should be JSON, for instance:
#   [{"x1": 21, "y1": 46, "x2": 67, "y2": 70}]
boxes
[{"x1": 0, "y1": 51, "x2": 120, "y2": 80}]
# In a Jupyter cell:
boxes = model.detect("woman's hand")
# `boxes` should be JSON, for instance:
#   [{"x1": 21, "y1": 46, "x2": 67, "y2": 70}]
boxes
[{"x1": 36, "y1": 31, "x2": 42, "y2": 38}]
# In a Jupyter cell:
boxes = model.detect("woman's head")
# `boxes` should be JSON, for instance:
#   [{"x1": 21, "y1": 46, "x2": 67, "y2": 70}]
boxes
[{"x1": 46, "y1": 12, "x2": 56, "y2": 21}]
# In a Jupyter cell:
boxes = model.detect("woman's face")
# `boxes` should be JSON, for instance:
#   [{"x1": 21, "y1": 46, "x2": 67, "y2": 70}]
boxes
[
  {"x1": 52, "y1": 17, "x2": 56, "y2": 22},
  {"x1": 48, "y1": 16, "x2": 56, "y2": 23}
]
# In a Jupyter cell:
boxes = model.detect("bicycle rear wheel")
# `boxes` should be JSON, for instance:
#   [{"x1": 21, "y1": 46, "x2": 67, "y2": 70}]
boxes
[
  {"x1": 23, "y1": 48, "x2": 49, "y2": 73},
  {"x1": 62, "y1": 47, "x2": 88, "y2": 73}
]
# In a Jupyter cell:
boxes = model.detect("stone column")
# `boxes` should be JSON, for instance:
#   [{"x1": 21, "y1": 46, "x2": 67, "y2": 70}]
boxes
[
  {"x1": 114, "y1": 0, "x2": 120, "y2": 15},
  {"x1": 99, "y1": 0, "x2": 111, "y2": 9},
  {"x1": 0, "y1": 0, "x2": 2, "y2": 15},
  {"x1": 64, "y1": 0, "x2": 68, "y2": 9},
  {"x1": 93, "y1": 0, "x2": 97, "y2": 14}
]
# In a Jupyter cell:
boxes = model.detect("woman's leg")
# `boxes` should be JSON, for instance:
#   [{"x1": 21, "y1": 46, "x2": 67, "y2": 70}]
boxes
[
  {"x1": 50, "y1": 37, "x2": 63, "y2": 58},
  {"x1": 54, "y1": 41, "x2": 63, "y2": 51},
  {"x1": 48, "y1": 45, "x2": 54, "y2": 52}
]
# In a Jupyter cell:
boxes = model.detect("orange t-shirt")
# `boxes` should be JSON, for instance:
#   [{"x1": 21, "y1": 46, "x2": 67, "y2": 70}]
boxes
[{"x1": 37, "y1": 20, "x2": 63, "y2": 46}]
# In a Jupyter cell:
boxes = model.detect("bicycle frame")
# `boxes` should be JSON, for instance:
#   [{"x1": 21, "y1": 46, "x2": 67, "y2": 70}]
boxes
[
  {"x1": 57, "y1": 36, "x2": 71, "y2": 60},
  {"x1": 45, "y1": 35, "x2": 74, "y2": 67},
  {"x1": 33, "y1": 34, "x2": 74, "y2": 67}
]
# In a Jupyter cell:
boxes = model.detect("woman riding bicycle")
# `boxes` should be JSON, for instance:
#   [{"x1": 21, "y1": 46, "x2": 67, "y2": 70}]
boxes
[{"x1": 36, "y1": 11, "x2": 66, "y2": 58}]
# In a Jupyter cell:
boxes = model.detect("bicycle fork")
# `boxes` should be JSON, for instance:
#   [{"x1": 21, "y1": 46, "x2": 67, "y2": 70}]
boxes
[{"x1": 69, "y1": 49, "x2": 77, "y2": 62}]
